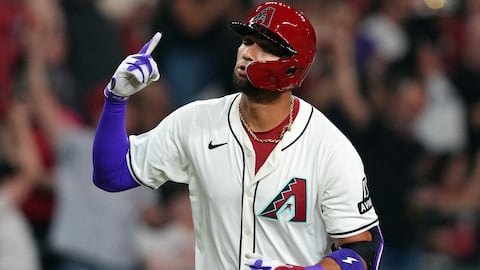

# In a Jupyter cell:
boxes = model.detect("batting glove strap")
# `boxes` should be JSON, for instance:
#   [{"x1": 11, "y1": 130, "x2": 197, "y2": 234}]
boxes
[
  {"x1": 104, "y1": 86, "x2": 128, "y2": 103},
  {"x1": 326, "y1": 248, "x2": 365, "y2": 270}
]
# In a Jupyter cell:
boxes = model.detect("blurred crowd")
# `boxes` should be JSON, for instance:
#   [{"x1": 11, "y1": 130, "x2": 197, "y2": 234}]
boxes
[{"x1": 0, "y1": 0, "x2": 479, "y2": 269}]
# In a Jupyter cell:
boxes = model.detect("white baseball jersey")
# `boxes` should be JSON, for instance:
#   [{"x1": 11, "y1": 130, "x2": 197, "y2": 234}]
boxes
[{"x1": 127, "y1": 93, "x2": 379, "y2": 270}]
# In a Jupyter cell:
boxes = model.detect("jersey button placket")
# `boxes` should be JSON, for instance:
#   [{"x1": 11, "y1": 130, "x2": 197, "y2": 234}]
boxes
[{"x1": 241, "y1": 183, "x2": 255, "y2": 254}]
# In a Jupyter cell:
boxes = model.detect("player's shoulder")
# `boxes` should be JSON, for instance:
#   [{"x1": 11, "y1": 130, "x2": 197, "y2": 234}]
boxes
[
  {"x1": 299, "y1": 98, "x2": 356, "y2": 149},
  {"x1": 299, "y1": 98, "x2": 343, "y2": 134}
]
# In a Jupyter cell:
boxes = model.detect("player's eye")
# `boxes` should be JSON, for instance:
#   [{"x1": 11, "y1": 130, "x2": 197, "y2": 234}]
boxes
[
  {"x1": 261, "y1": 44, "x2": 278, "y2": 55},
  {"x1": 242, "y1": 36, "x2": 254, "y2": 46},
  {"x1": 253, "y1": 35, "x2": 288, "y2": 57},
  {"x1": 260, "y1": 42, "x2": 288, "y2": 57}
]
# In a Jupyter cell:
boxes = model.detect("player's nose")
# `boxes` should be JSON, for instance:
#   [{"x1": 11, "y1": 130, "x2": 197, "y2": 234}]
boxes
[{"x1": 240, "y1": 43, "x2": 260, "y2": 62}]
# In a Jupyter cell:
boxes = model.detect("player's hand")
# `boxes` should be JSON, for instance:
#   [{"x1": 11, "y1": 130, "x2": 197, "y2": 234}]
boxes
[
  {"x1": 106, "y1": 32, "x2": 162, "y2": 99},
  {"x1": 245, "y1": 253, "x2": 281, "y2": 270},
  {"x1": 245, "y1": 253, "x2": 323, "y2": 270},
  {"x1": 245, "y1": 253, "x2": 302, "y2": 270}
]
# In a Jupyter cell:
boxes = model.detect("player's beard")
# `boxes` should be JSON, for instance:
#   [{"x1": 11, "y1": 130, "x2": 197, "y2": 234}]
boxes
[{"x1": 232, "y1": 71, "x2": 280, "y2": 101}]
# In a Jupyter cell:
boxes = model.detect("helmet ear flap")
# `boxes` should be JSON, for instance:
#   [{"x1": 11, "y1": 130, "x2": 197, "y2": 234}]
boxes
[{"x1": 246, "y1": 57, "x2": 308, "y2": 91}]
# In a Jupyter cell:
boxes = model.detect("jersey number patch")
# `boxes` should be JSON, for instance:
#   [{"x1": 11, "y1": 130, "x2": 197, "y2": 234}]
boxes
[{"x1": 258, "y1": 178, "x2": 307, "y2": 222}]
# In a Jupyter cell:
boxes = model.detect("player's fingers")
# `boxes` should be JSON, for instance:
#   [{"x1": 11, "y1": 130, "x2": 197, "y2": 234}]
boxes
[
  {"x1": 245, "y1": 253, "x2": 262, "y2": 260},
  {"x1": 139, "y1": 32, "x2": 162, "y2": 55}
]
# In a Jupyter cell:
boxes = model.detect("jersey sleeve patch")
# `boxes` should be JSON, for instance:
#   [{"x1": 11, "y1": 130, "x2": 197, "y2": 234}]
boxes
[{"x1": 357, "y1": 177, "x2": 373, "y2": 214}]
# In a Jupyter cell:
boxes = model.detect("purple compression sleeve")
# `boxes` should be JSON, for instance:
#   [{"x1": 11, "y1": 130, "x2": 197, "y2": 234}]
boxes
[{"x1": 92, "y1": 95, "x2": 139, "y2": 192}]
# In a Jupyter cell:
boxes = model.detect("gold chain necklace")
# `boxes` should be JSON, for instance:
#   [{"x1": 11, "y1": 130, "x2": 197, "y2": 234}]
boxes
[{"x1": 239, "y1": 97, "x2": 294, "y2": 144}]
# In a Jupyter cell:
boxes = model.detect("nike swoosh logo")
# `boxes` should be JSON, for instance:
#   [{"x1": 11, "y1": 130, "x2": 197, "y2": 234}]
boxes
[{"x1": 208, "y1": 141, "x2": 227, "y2": 149}]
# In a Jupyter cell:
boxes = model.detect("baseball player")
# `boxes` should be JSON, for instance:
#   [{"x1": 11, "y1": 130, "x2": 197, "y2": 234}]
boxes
[{"x1": 92, "y1": 2, "x2": 384, "y2": 270}]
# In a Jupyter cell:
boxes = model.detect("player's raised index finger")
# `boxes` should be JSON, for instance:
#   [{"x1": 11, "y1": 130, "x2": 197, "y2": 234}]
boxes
[{"x1": 139, "y1": 32, "x2": 162, "y2": 55}]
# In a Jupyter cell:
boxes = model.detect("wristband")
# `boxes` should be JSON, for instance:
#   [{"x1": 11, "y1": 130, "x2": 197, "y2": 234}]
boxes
[
  {"x1": 104, "y1": 80, "x2": 128, "y2": 103},
  {"x1": 326, "y1": 248, "x2": 365, "y2": 270}
]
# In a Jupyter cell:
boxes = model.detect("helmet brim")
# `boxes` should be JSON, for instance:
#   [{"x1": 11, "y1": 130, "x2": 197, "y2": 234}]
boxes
[{"x1": 228, "y1": 21, "x2": 297, "y2": 55}]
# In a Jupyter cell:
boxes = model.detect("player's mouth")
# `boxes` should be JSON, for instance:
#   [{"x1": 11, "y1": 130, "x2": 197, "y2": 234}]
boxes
[{"x1": 236, "y1": 66, "x2": 246, "y2": 77}]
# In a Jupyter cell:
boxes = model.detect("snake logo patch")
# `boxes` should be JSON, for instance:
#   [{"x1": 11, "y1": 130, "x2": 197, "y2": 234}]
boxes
[{"x1": 258, "y1": 177, "x2": 307, "y2": 222}]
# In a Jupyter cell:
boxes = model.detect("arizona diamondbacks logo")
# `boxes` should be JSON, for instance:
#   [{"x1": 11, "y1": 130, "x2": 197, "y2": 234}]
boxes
[
  {"x1": 357, "y1": 177, "x2": 373, "y2": 214},
  {"x1": 258, "y1": 178, "x2": 307, "y2": 222},
  {"x1": 250, "y1": 7, "x2": 276, "y2": 28}
]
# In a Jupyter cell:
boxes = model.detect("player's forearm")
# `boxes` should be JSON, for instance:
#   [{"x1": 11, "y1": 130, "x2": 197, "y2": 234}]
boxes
[
  {"x1": 92, "y1": 96, "x2": 139, "y2": 192},
  {"x1": 323, "y1": 226, "x2": 384, "y2": 270},
  {"x1": 93, "y1": 33, "x2": 161, "y2": 192},
  {"x1": 281, "y1": 228, "x2": 381, "y2": 270}
]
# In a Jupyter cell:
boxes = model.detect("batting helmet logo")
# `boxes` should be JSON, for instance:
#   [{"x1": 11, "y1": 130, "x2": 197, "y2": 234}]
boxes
[{"x1": 250, "y1": 7, "x2": 275, "y2": 28}]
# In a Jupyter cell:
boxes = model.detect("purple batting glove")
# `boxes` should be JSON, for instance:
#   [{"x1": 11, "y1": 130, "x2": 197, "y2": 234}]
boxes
[{"x1": 106, "y1": 32, "x2": 162, "y2": 99}]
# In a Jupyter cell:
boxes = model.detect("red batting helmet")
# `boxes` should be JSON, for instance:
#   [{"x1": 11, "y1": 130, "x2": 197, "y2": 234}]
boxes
[{"x1": 229, "y1": 1, "x2": 316, "y2": 91}]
